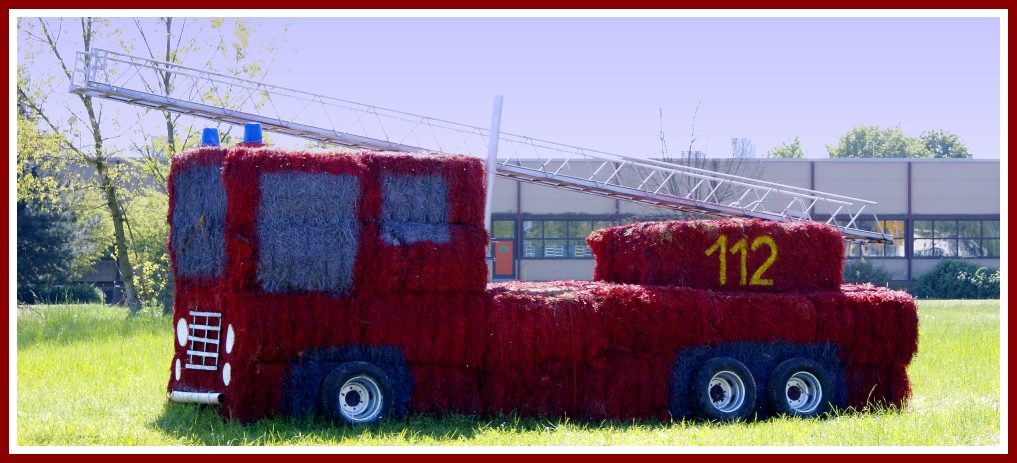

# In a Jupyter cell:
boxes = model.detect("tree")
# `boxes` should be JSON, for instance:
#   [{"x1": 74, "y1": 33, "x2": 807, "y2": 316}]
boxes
[
  {"x1": 731, "y1": 138, "x2": 756, "y2": 158},
  {"x1": 115, "y1": 18, "x2": 287, "y2": 312},
  {"x1": 122, "y1": 18, "x2": 289, "y2": 191},
  {"x1": 18, "y1": 17, "x2": 290, "y2": 313},
  {"x1": 17, "y1": 81, "x2": 110, "y2": 281},
  {"x1": 652, "y1": 104, "x2": 765, "y2": 210},
  {"x1": 18, "y1": 17, "x2": 146, "y2": 313},
  {"x1": 919, "y1": 129, "x2": 972, "y2": 158},
  {"x1": 122, "y1": 188, "x2": 173, "y2": 311},
  {"x1": 766, "y1": 136, "x2": 806, "y2": 159},
  {"x1": 17, "y1": 200, "x2": 77, "y2": 289},
  {"x1": 826, "y1": 124, "x2": 970, "y2": 159}
]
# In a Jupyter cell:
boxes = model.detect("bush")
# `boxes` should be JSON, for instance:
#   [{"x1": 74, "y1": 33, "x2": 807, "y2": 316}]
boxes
[
  {"x1": 843, "y1": 258, "x2": 894, "y2": 286},
  {"x1": 911, "y1": 260, "x2": 1000, "y2": 299},
  {"x1": 17, "y1": 283, "x2": 106, "y2": 305}
]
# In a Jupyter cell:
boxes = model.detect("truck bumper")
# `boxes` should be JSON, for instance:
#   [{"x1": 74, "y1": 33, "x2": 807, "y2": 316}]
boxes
[{"x1": 169, "y1": 390, "x2": 224, "y2": 405}]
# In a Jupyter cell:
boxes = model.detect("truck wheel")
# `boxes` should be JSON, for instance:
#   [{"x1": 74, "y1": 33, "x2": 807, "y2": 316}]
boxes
[
  {"x1": 767, "y1": 357, "x2": 833, "y2": 418},
  {"x1": 319, "y1": 361, "x2": 394, "y2": 425},
  {"x1": 692, "y1": 357, "x2": 757, "y2": 422}
]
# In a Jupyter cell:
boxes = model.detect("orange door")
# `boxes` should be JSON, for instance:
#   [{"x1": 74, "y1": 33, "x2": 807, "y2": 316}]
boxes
[{"x1": 493, "y1": 240, "x2": 514, "y2": 277}]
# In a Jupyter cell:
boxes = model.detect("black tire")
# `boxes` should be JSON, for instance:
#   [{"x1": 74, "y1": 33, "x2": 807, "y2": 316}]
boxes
[
  {"x1": 691, "y1": 357, "x2": 757, "y2": 422},
  {"x1": 767, "y1": 357, "x2": 834, "y2": 418},
  {"x1": 319, "y1": 361, "x2": 395, "y2": 425}
]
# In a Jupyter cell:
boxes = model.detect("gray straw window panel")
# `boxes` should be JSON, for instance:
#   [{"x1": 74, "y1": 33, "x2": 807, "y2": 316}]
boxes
[
  {"x1": 171, "y1": 165, "x2": 226, "y2": 279},
  {"x1": 381, "y1": 174, "x2": 451, "y2": 245},
  {"x1": 256, "y1": 172, "x2": 361, "y2": 296}
]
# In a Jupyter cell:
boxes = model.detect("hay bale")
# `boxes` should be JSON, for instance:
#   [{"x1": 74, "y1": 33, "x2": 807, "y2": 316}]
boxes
[
  {"x1": 482, "y1": 282, "x2": 604, "y2": 418},
  {"x1": 810, "y1": 284, "x2": 918, "y2": 409},
  {"x1": 410, "y1": 365, "x2": 483, "y2": 416},
  {"x1": 364, "y1": 224, "x2": 489, "y2": 294},
  {"x1": 166, "y1": 280, "x2": 224, "y2": 395},
  {"x1": 587, "y1": 218, "x2": 844, "y2": 291},
  {"x1": 380, "y1": 173, "x2": 450, "y2": 244},
  {"x1": 222, "y1": 148, "x2": 370, "y2": 294},
  {"x1": 707, "y1": 291, "x2": 817, "y2": 345},
  {"x1": 485, "y1": 281, "x2": 603, "y2": 369},
  {"x1": 223, "y1": 291, "x2": 361, "y2": 364},
  {"x1": 221, "y1": 362, "x2": 288, "y2": 423},
  {"x1": 221, "y1": 147, "x2": 488, "y2": 296},
  {"x1": 594, "y1": 284, "x2": 714, "y2": 358},
  {"x1": 256, "y1": 171, "x2": 360, "y2": 296},
  {"x1": 366, "y1": 151, "x2": 486, "y2": 225},
  {"x1": 167, "y1": 147, "x2": 228, "y2": 281},
  {"x1": 360, "y1": 291, "x2": 488, "y2": 368}
]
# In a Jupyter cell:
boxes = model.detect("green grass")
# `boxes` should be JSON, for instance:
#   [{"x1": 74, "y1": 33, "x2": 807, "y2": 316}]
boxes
[{"x1": 15, "y1": 300, "x2": 1001, "y2": 447}]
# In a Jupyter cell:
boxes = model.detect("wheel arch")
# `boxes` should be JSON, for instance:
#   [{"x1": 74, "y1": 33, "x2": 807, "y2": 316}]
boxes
[
  {"x1": 280, "y1": 345, "x2": 413, "y2": 419},
  {"x1": 669, "y1": 341, "x2": 847, "y2": 421}
]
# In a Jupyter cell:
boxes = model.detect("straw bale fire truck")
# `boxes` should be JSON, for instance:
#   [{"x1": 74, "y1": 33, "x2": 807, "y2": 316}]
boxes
[{"x1": 165, "y1": 129, "x2": 918, "y2": 425}]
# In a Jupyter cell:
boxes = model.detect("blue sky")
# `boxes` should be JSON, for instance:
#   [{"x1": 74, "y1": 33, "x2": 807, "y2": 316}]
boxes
[
  {"x1": 261, "y1": 15, "x2": 1003, "y2": 159},
  {"x1": 14, "y1": 14, "x2": 1004, "y2": 159}
]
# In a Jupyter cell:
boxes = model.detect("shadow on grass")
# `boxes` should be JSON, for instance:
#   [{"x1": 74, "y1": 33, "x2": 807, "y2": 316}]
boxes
[
  {"x1": 151, "y1": 401, "x2": 910, "y2": 445},
  {"x1": 152, "y1": 402, "x2": 672, "y2": 446}
]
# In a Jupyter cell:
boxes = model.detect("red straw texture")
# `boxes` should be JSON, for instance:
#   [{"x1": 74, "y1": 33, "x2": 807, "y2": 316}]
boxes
[{"x1": 587, "y1": 218, "x2": 845, "y2": 291}]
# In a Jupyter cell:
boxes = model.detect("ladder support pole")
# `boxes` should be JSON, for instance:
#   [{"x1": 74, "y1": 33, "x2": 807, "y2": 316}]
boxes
[{"x1": 485, "y1": 95, "x2": 504, "y2": 239}]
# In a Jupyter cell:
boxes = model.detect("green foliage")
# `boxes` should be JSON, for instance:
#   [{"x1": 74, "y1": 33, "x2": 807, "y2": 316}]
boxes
[
  {"x1": 17, "y1": 284, "x2": 106, "y2": 305},
  {"x1": 16, "y1": 110, "x2": 65, "y2": 206},
  {"x1": 124, "y1": 189, "x2": 173, "y2": 310},
  {"x1": 15, "y1": 301, "x2": 1000, "y2": 445},
  {"x1": 842, "y1": 258, "x2": 893, "y2": 286},
  {"x1": 17, "y1": 200, "x2": 79, "y2": 288},
  {"x1": 766, "y1": 136, "x2": 806, "y2": 158},
  {"x1": 826, "y1": 125, "x2": 973, "y2": 159},
  {"x1": 920, "y1": 129, "x2": 972, "y2": 158},
  {"x1": 17, "y1": 112, "x2": 113, "y2": 278},
  {"x1": 826, "y1": 124, "x2": 936, "y2": 158},
  {"x1": 911, "y1": 260, "x2": 1000, "y2": 299}
]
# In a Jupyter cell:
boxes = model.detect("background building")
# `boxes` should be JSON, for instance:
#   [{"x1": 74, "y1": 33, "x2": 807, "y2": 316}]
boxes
[{"x1": 488, "y1": 158, "x2": 1001, "y2": 282}]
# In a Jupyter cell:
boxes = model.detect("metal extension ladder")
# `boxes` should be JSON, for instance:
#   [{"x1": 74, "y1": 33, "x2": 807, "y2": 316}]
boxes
[{"x1": 69, "y1": 48, "x2": 892, "y2": 243}]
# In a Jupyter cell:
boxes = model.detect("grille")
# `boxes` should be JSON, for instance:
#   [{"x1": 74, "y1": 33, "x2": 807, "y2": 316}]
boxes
[{"x1": 185, "y1": 311, "x2": 222, "y2": 370}]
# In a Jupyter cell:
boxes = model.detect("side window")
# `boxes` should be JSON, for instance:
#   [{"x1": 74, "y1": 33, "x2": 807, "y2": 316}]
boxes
[
  {"x1": 380, "y1": 174, "x2": 450, "y2": 245},
  {"x1": 171, "y1": 165, "x2": 226, "y2": 278},
  {"x1": 257, "y1": 172, "x2": 360, "y2": 295}
]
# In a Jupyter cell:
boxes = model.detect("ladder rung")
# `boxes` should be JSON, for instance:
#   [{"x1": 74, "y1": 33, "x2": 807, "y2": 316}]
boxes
[
  {"x1": 187, "y1": 350, "x2": 219, "y2": 358},
  {"x1": 188, "y1": 336, "x2": 220, "y2": 344},
  {"x1": 189, "y1": 324, "x2": 221, "y2": 331},
  {"x1": 188, "y1": 311, "x2": 222, "y2": 318},
  {"x1": 184, "y1": 364, "x2": 218, "y2": 371}
]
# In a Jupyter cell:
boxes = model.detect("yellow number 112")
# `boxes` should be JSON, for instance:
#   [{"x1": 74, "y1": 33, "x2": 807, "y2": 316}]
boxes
[{"x1": 705, "y1": 235, "x2": 777, "y2": 286}]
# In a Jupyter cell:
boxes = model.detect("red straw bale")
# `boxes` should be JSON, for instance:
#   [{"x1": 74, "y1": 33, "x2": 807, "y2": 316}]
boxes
[
  {"x1": 360, "y1": 291, "x2": 488, "y2": 368},
  {"x1": 221, "y1": 362, "x2": 288, "y2": 423},
  {"x1": 410, "y1": 365, "x2": 483, "y2": 416},
  {"x1": 707, "y1": 291, "x2": 816, "y2": 345},
  {"x1": 810, "y1": 284, "x2": 918, "y2": 409},
  {"x1": 588, "y1": 219, "x2": 844, "y2": 291}
]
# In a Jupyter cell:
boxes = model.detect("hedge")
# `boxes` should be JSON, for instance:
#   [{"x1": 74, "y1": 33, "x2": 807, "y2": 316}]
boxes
[{"x1": 911, "y1": 260, "x2": 1000, "y2": 299}]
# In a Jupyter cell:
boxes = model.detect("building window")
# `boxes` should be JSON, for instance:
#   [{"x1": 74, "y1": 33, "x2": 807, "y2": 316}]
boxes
[
  {"x1": 913, "y1": 219, "x2": 999, "y2": 258},
  {"x1": 492, "y1": 220, "x2": 516, "y2": 240},
  {"x1": 844, "y1": 219, "x2": 906, "y2": 259},
  {"x1": 521, "y1": 219, "x2": 614, "y2": 259}
]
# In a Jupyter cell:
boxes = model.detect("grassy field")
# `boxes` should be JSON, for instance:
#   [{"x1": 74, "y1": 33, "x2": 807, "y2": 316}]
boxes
[{"x1": 14, "y1": 300, "x2": 1001, "y2": 448}]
